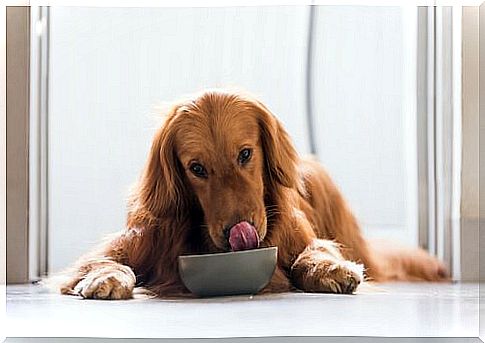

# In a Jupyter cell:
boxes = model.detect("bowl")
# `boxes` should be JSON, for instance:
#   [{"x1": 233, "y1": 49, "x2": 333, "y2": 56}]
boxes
[{"x1": 178, "y1": 246, "x2": 278, "y2": 297}]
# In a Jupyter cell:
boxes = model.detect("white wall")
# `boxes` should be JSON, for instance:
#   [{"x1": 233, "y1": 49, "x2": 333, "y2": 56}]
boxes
[
  {"x1": 47, "y1": 6, "x2": 418, "y2": 272},
  {"x1": 311, "y1": 7, "x2": 418, "y2": 245}
]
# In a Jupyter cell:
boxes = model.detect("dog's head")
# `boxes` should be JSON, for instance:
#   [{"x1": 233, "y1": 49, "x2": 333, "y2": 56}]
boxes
[{"x1": 131, "y1": 90, "x2": 301, "y2": 251}]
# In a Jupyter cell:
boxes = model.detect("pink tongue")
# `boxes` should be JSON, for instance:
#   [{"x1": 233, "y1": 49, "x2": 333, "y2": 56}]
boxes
[{"x1": 228, "y1": 221, "x2": 259, "y2": 251}]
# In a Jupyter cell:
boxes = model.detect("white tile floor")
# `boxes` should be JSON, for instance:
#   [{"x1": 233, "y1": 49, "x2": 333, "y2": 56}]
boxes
[{"x1": 6, "y1": 282, "x2": 479, "y2": 339}]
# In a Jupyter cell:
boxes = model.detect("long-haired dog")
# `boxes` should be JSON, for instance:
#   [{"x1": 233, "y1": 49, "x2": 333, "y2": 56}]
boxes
[{"x1": 58, "y1": 90, "x2": 448, "y2": 299}]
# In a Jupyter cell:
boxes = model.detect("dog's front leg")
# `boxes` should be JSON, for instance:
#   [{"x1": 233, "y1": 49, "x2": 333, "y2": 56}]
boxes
[
  {"x1": 290, "y1": 239, "x2": 364, "y2": 294},
  {"x1": 66, "y1": 260, "x2": 136, "y2": 300},
  {"x1": 56, "y1": 231, "x2": 138, "y2": 300}
]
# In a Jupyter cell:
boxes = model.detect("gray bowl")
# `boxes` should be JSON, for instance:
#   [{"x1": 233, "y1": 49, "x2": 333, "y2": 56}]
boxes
[{"x1": 178, "y1": 247, "x2": 278, "y2": 297}]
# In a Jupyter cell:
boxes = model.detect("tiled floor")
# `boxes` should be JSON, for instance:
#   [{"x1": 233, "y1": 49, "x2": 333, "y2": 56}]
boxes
[{"x1": 6, "y1": 282, "x2": 479, "y2": 339}]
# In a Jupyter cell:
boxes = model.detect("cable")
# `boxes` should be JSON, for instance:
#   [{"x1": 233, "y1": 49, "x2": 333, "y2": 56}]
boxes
[{"x1": 305, "y1": 3, "x2": 318, "y2": 156}]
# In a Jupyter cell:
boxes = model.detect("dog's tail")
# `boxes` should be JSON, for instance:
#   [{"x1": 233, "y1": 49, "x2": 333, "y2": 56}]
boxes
[{"x1": 365, "y1": 238, "x2": 450, "y2": 282}]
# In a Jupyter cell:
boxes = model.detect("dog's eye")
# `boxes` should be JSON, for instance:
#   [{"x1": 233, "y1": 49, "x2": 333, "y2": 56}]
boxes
[
  {"x1": 189, "y1": 163, "x2": 208, "y2": 178},
  {"x1": 238, "y1": 148, "x2": 252, "y2": 165}
]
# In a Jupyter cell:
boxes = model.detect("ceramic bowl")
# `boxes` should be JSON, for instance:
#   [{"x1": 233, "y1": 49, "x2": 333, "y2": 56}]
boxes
[{"x1": 178, "y1": 247, "x2": 277, "y2": 297}]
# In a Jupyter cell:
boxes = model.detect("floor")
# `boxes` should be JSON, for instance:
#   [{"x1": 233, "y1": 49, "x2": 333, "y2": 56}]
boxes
[{"x1": 5, "y1": 282, "x2": 480, "y2": 339}]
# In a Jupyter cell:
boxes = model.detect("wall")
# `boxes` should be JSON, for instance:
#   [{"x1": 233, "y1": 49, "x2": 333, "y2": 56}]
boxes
[
  {"x1": 480, "y1": 3, "x2": 485, "y2": 283},
  {"x1": 47, "y1": 6, "x2": 418, "y2": 272},
  {"x1": 311, "y1": 6, "x2": 417, "y2": 245},
  {"x1": 6, "y1": 7, "x2": 30, "y2": 284},
  {"x1": 461, "y1": 6, "x2": 479, "y2": 281}
]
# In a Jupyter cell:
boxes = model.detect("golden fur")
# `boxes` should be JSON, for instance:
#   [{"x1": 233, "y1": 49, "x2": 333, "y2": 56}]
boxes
[{"x1": 58, "y1": 90, "x2": 448, "y2": 299}]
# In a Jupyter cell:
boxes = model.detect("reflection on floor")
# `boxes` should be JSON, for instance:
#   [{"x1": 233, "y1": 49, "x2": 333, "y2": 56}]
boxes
[{"x1": 6, "y1": 282, "x2": 479, "y2": 339}]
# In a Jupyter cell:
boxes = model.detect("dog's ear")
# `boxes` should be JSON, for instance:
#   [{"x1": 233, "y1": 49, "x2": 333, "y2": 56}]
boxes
[
  {"x1": 252, "y1": 99, "x2": 303, "y2": 193},
  {"x1": 127, "y1": 105, "x2": 188, "y2": 227}
]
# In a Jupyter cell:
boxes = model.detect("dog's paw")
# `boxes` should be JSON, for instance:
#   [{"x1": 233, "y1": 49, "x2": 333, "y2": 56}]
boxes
[
  {"x1": 292, "y1": 258, "x2": 364, "y2": 294},
  {"x1": 315, "y1": 260, "x2": 364, "y2": 294},
  {"x1": 421, "y1": 254, "x2": 450, "y2": 281},
  {"x1": 74, "y1": 266, "x2": 135, "y2": 300}
]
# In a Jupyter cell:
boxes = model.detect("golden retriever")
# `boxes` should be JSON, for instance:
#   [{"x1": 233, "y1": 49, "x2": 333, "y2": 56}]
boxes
[{"x1": 58, "y1": 89, "x2": 448, "y2": 299}]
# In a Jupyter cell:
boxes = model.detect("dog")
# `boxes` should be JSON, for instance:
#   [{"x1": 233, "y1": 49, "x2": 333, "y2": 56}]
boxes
[{"x1": 58, "y1": 89, "x2": 448, "y2": 299}]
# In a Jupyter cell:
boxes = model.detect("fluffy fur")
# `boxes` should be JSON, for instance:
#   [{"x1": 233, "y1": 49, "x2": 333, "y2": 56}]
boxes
[{"x1": 58, "y1": 89, "x2": 448, "y2": 299}]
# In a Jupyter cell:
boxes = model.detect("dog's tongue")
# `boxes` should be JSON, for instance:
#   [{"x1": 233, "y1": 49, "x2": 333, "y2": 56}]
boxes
[{"x1": 229, "y1": 221, "x2": 259, "y2": 251}]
